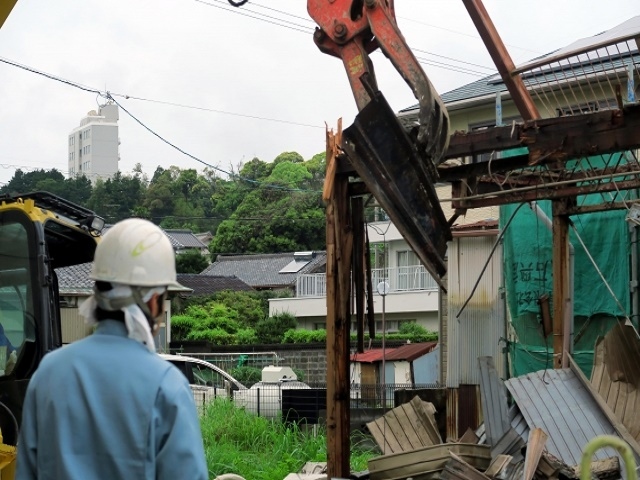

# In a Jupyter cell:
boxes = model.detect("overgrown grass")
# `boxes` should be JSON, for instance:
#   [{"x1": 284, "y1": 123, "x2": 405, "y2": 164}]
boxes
[{"x1": 200, "y1": 399, "x2": 377, "y2": 479}]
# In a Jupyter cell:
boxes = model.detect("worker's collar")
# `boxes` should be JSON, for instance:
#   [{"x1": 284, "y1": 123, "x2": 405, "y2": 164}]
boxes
[{"x1": 93, "y1": 319, "x2": 129, "y2": 337}]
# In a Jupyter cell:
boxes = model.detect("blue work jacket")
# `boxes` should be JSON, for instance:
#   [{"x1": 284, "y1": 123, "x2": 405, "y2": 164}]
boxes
[{"x1": 16, "y1": 320, "x2": 208, "y2": 480}]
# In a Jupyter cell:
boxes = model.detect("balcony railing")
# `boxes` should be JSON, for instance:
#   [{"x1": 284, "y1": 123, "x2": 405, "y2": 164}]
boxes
[{"x1": 295, "y1": 265, "x2": 438, "y2": 298}]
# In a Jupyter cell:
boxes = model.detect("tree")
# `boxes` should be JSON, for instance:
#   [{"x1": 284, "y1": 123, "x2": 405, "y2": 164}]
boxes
[
  {"x1": 255, "y1": 313, "x2": 297, "y2": 344},
  {"x1": 0, "y1": 169, "x2": 65, "y2": 195},
  {"x1": 87, "y1": 172, "x2": 146, "y2": 222},
  {"x1": 175, "y1": 249, "x2": 209, "y2": 274},
  {"x1": 210, "y1": 158, "x2": 325, "y2": 255}
]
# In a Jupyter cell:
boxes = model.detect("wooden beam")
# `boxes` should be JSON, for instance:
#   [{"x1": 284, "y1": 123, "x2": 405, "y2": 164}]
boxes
[
  {"x1": 461, "y1": 0, "x2": 539, "y2": 121},
  {"x1": 326, "y1": 172, "x2": 352, "y2": 479},
  {"x1": 451, "y1": 175, "x2": 640, "y2": 209},
  {"x1": 552, "y1": 200, "x2": 571, "y2": 369},
  {"x1": 352, "y1": 197, "x2": 365, "y2": 353},
  {"x1": 440, "y1": 104, "x2": 640, "y2": 172}
]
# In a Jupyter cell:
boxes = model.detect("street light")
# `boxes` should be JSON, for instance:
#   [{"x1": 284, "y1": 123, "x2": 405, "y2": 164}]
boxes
[{"x1": 376, "y1": 281, "x2": 390, "y2": 408}]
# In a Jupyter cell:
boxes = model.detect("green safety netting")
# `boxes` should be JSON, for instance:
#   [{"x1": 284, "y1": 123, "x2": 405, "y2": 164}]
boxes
[{"x1": 500, "y1": 152, "x2": 634, "y2": 378}]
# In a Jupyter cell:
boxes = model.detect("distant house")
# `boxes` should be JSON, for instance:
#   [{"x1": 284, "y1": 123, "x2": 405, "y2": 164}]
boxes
[
  {"x1": 350, "y1": 342, "x2": 438, "y2": 387},
  {"x1": 201, "y1": 251, "x2": 327, "y2": 292},
  {"x1": 176, "y1": 274, "x2": 253, "y2": 297},
  {"x1": 164, "y1": 229, "x2": 209, "y2": 256}
]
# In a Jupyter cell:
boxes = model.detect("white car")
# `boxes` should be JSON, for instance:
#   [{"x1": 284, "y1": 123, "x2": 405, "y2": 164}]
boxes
[
  {"x1": 159, "y1": 353, "x2": 248, "y2": 410},
  {"x1": 160, "y1": 354, "x2": 311, "y2": 419}
]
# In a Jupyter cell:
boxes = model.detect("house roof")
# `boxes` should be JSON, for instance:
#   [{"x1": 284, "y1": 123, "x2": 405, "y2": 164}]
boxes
[
  {"x1": 56, "y1": 262, "x2": 94, "y2": 295},
  {"x1": 385, "y1": 342, "x2": 438, "y2": 361},
  {"x1": 351, "y1": 348, "x2": 396, "y2": 363},
  {"x1": 351, "y1": 342, "x2": 438, "y2": 363},
  {"x1": 201, "y1": 251, "x2": 327, "y2": 289},
  {"x1": 399, "y1": 15, "x2": 640, "y2": 112},
  {"x1": 102, "y1": 225, "x2": 207, "y2": 250},
  {"x1": 163, "y1": 230, "x2": 208, "y2": 249},
  {"x1": 176, "y1": 274, "x2": 253, "y2": 296}
]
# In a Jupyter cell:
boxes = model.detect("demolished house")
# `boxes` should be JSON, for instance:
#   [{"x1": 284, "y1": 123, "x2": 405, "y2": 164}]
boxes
[{"x1": 362, "y1": 330, "x2": 640, "y2": 479}]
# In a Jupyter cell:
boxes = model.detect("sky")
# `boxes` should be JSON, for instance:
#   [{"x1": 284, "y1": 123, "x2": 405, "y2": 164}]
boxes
[{"x1": 0, "y1": 0, "x2": 637, "y2": 185}]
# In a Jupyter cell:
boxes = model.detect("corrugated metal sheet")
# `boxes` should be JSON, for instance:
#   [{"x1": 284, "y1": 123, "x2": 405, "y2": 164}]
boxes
[
  {"x1": 447, "y1": 235, "x2": 505, "y2": 387},
  {"x1": 351, "y1": 348, "x2": 397, "y2": 363},
  {"x1": 446, "y1": 386, "x2": 481, "y2": 441},
  {"x1": 61, "y1": 308, "x2": 93, "y2": 344},
  {"x1": 385, "y1": 342, "x2": 437, "y2": 361},
  {"x1": 414, "y1": 345, "x2": 439, "y2": 384},
  {"x1": 505, "y1": 368, "x2": 627, "y2": 468},
  {"x1": 478, "y1": 356, "x2": 510, "y2": 446}
]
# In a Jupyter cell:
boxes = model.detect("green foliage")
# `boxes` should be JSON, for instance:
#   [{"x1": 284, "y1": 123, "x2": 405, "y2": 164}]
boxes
[
  {"x1": 169, "y1": 315, "x2": 198, "y2": 341},
  {"x1": 282, "y1": 329, "x2": 327, "y2": 344},
  {"x1": 200, "y1": 399, "x2": 376, "y2": 478},
  {"x1": 398, "y1": 321, "x2": 428, "y2": 336},
  {"x1": 175, "y1": 249, "x2": 209, "y2": 274},
  {"x1": 282, "y1": 327, "x2": 438, "y2": 344},
  {"x1": 200, "y1": 398, "x2": 379, "y2": 480},
  {"x1": 87, "y1": 172, "x2": 147, "y2": 222},
  {"x1": 210, "y1": 158, "x2": 326, "y2": 255},
  {"x1": 229, "y1": 365, "x2": 262, "y2": 385},
  {"x1": 211, "y1": 290, "x2": 266, "y2": 327},
  {"x1": 255, "y1": 313, "x2": 297, "y2": 344},
  {"x1": 186, "y1": 328, "x2": 234, "y2": 345}
]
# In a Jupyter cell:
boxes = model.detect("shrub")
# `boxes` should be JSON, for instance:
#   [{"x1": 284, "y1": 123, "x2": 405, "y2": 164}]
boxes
[
  {"x1": 186, "y1": 328, "x2": 234, "y2": 345},
  {"x1": 229, "y1": 365, "x2": 262, "y2": 385},
  {"x1": 255, "y1": 313, "x2": 297, "y2": 344},
  {"x1": 282, "y1": 329, "x2": 326, "y2": 344},
  {"x1": 170, "y1": 315, "x2": 198, "y2": 341}
]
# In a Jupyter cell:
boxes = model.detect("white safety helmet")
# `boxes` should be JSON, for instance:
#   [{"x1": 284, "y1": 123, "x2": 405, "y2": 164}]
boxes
[{"x1": 90, "y1": 218, "x2": 182, "y2": 289}]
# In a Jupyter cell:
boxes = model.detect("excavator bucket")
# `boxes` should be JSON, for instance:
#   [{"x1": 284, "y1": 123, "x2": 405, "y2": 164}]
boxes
[{"x1": 342, "y1": 91, "x2": 451, "y2": 288}]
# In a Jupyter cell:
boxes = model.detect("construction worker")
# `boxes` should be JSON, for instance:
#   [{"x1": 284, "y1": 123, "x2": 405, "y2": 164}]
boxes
[{"x1": 16, "y1": 218, "x2": 208, "y2": 480}]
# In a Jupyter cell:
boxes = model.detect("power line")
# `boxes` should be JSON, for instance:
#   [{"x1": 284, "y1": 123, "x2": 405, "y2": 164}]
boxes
[
  {"x1": 0, "y1": 56, "x2": 323, "y2": 130},
  {"x1": 0, "y1": 57, "x2": 323, "y2": 194},
  {"x1": 106, "y1": 94, "x2": 322, "y2": 194},
  {"x1": 196, "y1": 0, "x2": 502, "y2": 79},
  {"x1": 195, "y1": 0, "x2": 313, "y2": 34},
  {"x1": 109, "y1": 94, "x2": 324, "y2": 130}
]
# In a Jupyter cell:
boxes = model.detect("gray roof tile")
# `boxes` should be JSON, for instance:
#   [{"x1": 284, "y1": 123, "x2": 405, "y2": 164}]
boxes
[
  {"x1": 176, "y1": 274, "x2": 253, "y2": 296},
  {"x1": 201, "y1": 251, "x2": 327, "y2": 288},
  {"x1": 164, "y1": 230, "x2": 207, "y2": 249},
  {"x1": 56, "y1": 262, "x2": 94, "y2": 295}
]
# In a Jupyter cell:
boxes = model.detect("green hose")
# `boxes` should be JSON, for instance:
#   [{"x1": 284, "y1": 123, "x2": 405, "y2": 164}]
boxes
[{"x1": 580, "y1": 435, "x2": 637, "y2": 480}]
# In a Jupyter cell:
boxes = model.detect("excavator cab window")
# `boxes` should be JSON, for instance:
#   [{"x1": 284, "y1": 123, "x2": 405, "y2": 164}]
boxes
[{"x1": 0, "y1": 216, "x2": 36, "y2": 379}]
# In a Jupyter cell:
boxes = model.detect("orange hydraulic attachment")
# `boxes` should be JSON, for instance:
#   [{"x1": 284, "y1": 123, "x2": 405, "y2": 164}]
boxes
[{"x1": 307, "y1": 0, "x2": 450, "y2": 165}]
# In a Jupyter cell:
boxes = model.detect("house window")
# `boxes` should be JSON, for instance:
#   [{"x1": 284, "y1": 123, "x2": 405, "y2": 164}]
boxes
[
  {"x1": 397, "y1": 250, "x2": 420, "y2": 290},
  {"x1": 556, "y1": 99, "x2": 616, "y2": 117}
]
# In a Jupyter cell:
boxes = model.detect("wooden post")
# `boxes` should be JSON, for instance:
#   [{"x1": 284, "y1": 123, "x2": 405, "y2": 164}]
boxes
[
  {"x1": 325, "y1": 163, "x2": 353, "y2": 477},
  {"x1": 352, "y1": 196, "x2": 365, "y2": 353},
  {"x1": 552, "y1": 200, "x2": 570, "y2": 368}
]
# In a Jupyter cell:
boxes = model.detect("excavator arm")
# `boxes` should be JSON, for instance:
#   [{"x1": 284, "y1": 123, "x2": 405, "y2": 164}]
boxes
[
  {"x1": 308, "y1": 0, "x2": 450, "y2": 164},
  {"x1": 0, "y1": 0, "x2": 18, "y2": 29},
  {"x1": 307, "y1": 0, "x2": 452, "y2": 284}
]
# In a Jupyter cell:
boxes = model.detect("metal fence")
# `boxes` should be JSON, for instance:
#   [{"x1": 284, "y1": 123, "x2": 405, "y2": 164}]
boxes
[{"x1": 194, "y1": 382, "x2": 440, "y2": 422}]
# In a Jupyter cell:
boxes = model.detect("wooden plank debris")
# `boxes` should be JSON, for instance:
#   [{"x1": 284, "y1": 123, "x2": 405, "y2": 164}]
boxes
[
  {"x1": 574, "y1": 456, "x2": 621, "y2": 480},
  {"x1": 366, "y1": 396, "x2": 441, "y2": 454},
  {"x1": 440, "y1": 452, "x2": 491, "y2": 480},
  {"x1": 367, "y1": 443, "x2": 491, "y2": 480},
  {"x1": 458, "y1": 427, "x2": 479, "y2": 445},
  {"x1": 523, "y1": 427, "x2": 548, "y2": 480}
]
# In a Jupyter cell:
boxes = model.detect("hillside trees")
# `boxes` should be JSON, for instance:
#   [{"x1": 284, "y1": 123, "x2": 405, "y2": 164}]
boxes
[
  {"x1": 1, "y1": 150, "x2": 327, "y2": 254},
  {"x1": 209, "y1": 159, "x2": 325, "y2": 255}
]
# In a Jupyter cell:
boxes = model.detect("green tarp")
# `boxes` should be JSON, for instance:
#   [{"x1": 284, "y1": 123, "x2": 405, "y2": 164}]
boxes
[{"x1": 500, "y1": 154, "x2": 633, "y2": 377}]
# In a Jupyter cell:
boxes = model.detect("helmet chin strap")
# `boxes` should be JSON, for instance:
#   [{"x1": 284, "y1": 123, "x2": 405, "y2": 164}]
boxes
[{"x1": 130, "y1": 287, "x2": 156, "y2": 331}]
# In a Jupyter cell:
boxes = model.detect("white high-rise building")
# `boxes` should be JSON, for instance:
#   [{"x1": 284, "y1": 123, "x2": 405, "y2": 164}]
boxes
[{"x1": 68, "y1": 103, "x2": 119, "y2": 183}]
